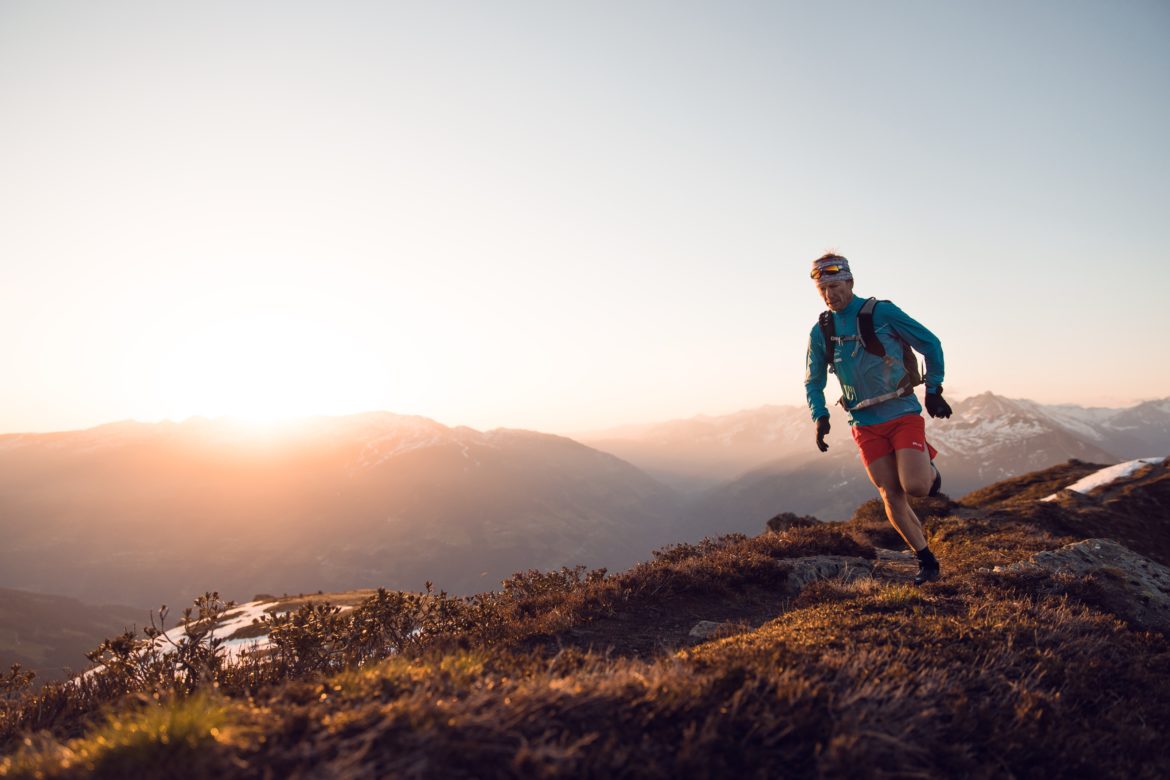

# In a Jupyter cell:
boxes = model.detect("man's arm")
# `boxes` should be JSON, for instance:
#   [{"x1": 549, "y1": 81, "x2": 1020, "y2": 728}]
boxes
[
  {"x1": 882, "y1": 302, "x2": 945, "y2": 393},
  {"x1": 804, "y1": 323, "x2": 830, "y2": 421}
]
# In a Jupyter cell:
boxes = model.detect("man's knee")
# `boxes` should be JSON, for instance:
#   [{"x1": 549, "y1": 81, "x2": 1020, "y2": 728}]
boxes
[
  {"x1": 896, "y1": 452, "x2": 933, "y2": 498},
  {"x1": 903, "y1": 477, "x2": 931, "y2": 498}
]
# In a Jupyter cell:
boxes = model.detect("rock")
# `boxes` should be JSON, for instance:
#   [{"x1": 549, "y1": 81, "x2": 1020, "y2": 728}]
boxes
[
  {"x1": 875, "y1": 548, "x2": 914, "y2": 561},
  {"x1": 779, "y1": 555, "x2": 874, "y2": 594},
  {"x1": 688, "y1": 621, "x2": 729, "y2": 639},
  {"x1": 766, "y1": 512, "x2": 819, "y2": 533},
  {"x1": 995, "y1": 538, "x2": 1170, "y2": 633}
]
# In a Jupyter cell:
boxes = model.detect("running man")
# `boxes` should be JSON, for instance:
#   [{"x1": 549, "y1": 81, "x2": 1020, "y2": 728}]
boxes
[{"x1": 804, "y1": 253, "x2": 953, "y2": 584}]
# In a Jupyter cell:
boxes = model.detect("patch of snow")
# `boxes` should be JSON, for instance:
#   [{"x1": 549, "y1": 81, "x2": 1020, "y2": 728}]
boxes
[
  {"x1": 1040, "y1": 457, "x2": 1166, "y2": 502},
  {"x1": 1033, "y1": 409, "x2": 1109, "y2": 441},
  {"x1": 77, "y1": 599, "x2": 365, "y2": 684},
  {"x1": 1013, "y1": 399, "x2": 1119, "y2": 443},
  {"x1": 155, "y1": 600, "x2": 279, "y2": 662},
  {"x1": 930, "y1": 416, "x2": 1050, "y2": 455},
  {"x1": 160, "y1": 600, "x2": 357, "y2": 661}
]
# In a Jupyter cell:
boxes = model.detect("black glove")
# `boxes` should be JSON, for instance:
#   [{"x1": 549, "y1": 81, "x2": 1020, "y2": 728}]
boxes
[
  {"x1": 925, "y1": 389, "x2": 952, "y2": 419},
  {"x1": 815, "y1": 416, "x2": 831, "y2": 452}
]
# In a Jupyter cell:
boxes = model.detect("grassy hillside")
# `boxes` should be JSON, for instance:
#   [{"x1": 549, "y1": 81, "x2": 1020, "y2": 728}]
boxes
[
  {"x1": 2, "y1": 458, "x2": 1169, "y2": 778},
  {"x1": 0, "y1": 592, "x2": 142, "y2": 682}
]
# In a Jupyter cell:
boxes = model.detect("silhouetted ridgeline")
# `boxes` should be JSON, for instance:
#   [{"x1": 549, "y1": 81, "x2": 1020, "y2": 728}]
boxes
[{"x1": 2, "y1": 457, "x2": 1169, "y2": 777}]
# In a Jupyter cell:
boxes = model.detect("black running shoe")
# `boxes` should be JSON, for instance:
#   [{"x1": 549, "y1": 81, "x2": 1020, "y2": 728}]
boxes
[
  {"x1": 928, "y1": 463, "x2": 942, "y2": 498},
  {"x1": 914, "y1": 558, "x2": 941, "y2": 586}
]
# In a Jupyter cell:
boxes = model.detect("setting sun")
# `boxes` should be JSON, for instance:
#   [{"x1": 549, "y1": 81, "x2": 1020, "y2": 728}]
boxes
[{"x1": 152, "y1": 309, "x2": 390, "y2": 423}]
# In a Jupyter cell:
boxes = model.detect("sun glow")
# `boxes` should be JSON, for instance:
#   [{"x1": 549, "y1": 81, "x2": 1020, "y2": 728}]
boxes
[{"x1": 152, "y1": 309, "x2": 391, "y2": 424}]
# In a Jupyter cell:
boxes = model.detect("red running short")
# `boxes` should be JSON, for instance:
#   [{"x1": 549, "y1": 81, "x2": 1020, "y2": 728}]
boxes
[{"x1": 851, "y1": 413, "x2": 938, "y2": 468}]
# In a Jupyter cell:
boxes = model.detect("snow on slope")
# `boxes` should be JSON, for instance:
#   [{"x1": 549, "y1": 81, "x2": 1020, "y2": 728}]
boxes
[
  {"x1": 157, "y1": 599, "x2": 361, "y2": 662},
  {"x1": 157, "y1": 600, "x2": 279, "y2": 662},
  {"x1": 1041, "y1": 457, "x2": 1168, "y2": 502},
  {"x1": 1012, "y1": 399, "x2": 1118, "y2": 443},
  {"x1": 78, "y1": 598, "x2": 357, "y2": 682},
  {"x1": 356, "y1": 423, "x2": 478, "y2": 469},
  {"x1": 929, "y1": 415, "x2": 1050, "y2": 456}
]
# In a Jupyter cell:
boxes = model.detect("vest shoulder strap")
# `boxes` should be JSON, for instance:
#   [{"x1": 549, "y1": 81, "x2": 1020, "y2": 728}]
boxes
[
  {"x1": 817, "y1": 310, "x2": 835, "y2": 365},
  {"x1": 858, "y1": 297, "x2": 886, "y2": 358}
]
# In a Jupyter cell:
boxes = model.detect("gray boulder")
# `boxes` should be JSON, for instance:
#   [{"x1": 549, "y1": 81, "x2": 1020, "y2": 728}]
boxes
[
  {"x1": 688, "y1": 621, "x2": 729, "y2": 640},
  {"x1": 995, "y1": 538, "x2": 1170, "y2": 632},
  {"x1": 875, "y1": 548, "x2": 914, "y2": 561},
  {"x1": 779, "y1": 555, "x2": 874, "y2": 594}
]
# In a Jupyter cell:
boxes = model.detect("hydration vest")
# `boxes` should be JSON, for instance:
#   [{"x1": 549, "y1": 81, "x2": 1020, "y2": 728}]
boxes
[{"x1": 818, "y1": 298, "x2": 923, "y2": 412}]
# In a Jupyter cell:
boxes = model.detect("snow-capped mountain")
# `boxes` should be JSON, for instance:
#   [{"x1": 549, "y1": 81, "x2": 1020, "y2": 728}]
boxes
[
  {"x1": 927, "y1": 392, "x2": 1122, "y2": 488},
  {"x1": 1093, "y1": 398, "x2": 1170, "y2": 457},
  {"x1": 586, "y1": 392, "x2": 1165, "y2": 529}
]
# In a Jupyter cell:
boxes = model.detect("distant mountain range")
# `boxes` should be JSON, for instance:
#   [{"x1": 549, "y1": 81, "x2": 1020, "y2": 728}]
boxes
[
  {"x1": 1, "y1": 394, "x2": 1167, "y2": 614},
  {"x1": 582, "y1": 392, "x2": 1170, "y2": 532},
  {"x1": 0, "y1": 414, "x2": 681, "y2": 609},
  {"x1": 580, "y1": 406, "x2": 812, "y2": 493}
]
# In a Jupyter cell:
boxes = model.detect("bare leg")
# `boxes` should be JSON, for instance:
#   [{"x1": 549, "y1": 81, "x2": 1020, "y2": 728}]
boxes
[
  {"x1": 896, "y1": 446, "x2": 934, "y2": 498},
  {"x1": 863, "y1": 452, "x2": 927, "y2": 551}
]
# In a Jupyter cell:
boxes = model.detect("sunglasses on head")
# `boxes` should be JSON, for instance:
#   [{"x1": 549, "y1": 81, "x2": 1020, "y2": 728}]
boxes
[{"x1": 810, "y1": 264, "x2": 847, "y2": 281}]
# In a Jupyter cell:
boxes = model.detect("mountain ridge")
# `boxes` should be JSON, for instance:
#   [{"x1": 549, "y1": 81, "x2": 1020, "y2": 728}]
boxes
[
  {"x1": 4, "y1": 393, "x2": 1168, "y2": 610},
  {"x1": 585, "y1": 391, "x2": 1169, "y2": 527},
  {"x1": 0, "y1": 414, "x2": 685, "y2": 610}
]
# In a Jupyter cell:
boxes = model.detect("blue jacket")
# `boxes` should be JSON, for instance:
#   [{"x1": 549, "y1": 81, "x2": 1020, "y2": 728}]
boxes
[{"x1": 805, "y1": 294, "x2": 945, "y2": 427}]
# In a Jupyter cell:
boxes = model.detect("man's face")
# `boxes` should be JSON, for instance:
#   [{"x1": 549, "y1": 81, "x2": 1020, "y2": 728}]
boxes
[{"x1": 817, "y1": 279, "x2": 854, "y2": 312}]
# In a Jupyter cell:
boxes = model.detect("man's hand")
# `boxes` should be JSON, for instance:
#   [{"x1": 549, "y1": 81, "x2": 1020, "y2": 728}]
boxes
[
  {"x1": 815, "y1": 416, "x2": 831, "y2": 452},
  {"x1": 925, "y1": 389, "x2": 953, "y2": 419}
]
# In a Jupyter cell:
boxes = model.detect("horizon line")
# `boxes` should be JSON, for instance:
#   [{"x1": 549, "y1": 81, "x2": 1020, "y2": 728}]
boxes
[{"x1": 2, "y1": 390, "x2": 1168, "y2": 439}]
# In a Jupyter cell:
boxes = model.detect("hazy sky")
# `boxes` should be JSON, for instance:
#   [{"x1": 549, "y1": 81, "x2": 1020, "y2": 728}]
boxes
[{"x1": 3, "y1": 1, "x2": 1168, "y2": 434}]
